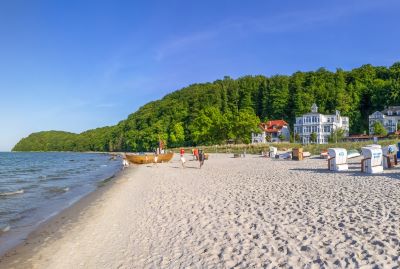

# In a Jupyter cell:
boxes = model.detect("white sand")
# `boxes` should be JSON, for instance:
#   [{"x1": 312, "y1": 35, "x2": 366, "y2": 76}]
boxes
[{"x1": 1, "y1": 154, "x2": 399, "y2": 268}]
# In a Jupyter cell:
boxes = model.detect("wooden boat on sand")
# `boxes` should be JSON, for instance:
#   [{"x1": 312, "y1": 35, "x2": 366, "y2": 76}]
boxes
[{"x1": 126, "y1": 152, "x2": 174, "y2": 164}]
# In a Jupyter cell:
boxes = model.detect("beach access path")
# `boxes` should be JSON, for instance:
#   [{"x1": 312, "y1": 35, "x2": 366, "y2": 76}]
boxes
[{"x1": 0, "y1": 154, "x2": 399, "y2": 268}]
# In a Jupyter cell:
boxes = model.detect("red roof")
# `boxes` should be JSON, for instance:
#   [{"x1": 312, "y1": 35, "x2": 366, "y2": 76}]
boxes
[{"x1": 260, "y1": 120, "x2": 288, "y2": 133}]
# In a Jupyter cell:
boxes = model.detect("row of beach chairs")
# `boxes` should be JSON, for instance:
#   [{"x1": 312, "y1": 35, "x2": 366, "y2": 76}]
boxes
[{"x1": 328, "y1": 144, "x2": 398, "y2": 173}]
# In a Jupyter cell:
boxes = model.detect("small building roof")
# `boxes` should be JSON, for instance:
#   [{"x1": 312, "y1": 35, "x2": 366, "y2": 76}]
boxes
[
  {"x1": 382, "y1": 106, "x2": 400, "y2": 115},
  {"x1": 260, "y1": 120, "x2": 288, "y2": 133}
]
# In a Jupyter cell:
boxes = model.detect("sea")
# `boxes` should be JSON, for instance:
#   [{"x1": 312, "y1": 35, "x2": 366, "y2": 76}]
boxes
[{"x1": 0, "y1": 152, "x2": 122, "y2": 255}]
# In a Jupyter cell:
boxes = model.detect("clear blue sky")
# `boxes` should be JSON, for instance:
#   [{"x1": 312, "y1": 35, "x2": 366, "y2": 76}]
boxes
[{"x1": 1, "y1": 0, "x2": 399, "y2": 151}]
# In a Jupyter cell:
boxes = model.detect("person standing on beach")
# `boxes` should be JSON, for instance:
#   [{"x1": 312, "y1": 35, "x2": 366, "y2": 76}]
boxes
[
  {"x1": 198, "y1": 149, "x2": 205, "y2": 169},
  {"x1": 180, "y1": 148, "x2": 186, "y2": 168},
  {"x1": 122, "y1": 154, "x2": 129, "y2": 168},
  {"x1": 153, "y1": 152, "x2": 158, "y2": 167}
]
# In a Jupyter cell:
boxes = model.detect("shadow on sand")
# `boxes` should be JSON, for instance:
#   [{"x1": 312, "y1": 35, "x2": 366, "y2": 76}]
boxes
[
  {"x1": 168, "y1": 165, "x2": 200, "y2": 169},
  {"x1": 290, "y1": 166, "x2": 400, "y2": 180}
]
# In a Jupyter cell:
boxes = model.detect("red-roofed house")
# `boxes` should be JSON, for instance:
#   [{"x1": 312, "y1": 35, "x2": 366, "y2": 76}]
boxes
[{"x1": 252, "y1": 120, "x2": 290, "y2": 143}]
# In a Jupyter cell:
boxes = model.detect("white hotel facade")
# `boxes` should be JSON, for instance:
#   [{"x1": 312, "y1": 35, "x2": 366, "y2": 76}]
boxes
[
  {"x1": 293, "y1": 104, "x2": 349, "y2": 144},
  {"x1": 369, "y1": 106, "x2": 400, "y2": 134}
]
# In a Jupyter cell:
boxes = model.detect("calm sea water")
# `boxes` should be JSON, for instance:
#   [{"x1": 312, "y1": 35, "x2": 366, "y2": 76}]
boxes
[{"x1": 0, "y1": 152, "x2": 122, "y2": 254}]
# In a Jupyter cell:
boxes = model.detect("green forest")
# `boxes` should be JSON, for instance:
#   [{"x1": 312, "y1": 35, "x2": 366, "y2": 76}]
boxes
[{"x1": 13, "y1": 63, "x2": 400, "y2": 152}]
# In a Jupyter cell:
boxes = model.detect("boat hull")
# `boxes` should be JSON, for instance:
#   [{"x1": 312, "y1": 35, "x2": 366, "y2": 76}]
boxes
[{"x1": 126, "y1": 153, "x2": 174, "y2": 164}]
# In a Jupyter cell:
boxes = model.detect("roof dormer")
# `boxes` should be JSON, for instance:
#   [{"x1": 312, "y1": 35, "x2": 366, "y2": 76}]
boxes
[{"x1": 311, "y1": 103, "x2": 318, "y2": 113}]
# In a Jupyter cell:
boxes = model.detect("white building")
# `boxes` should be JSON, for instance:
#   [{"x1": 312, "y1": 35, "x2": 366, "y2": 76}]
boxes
[
  {"x1": 369, "y1": 106, "x2": 400, "y2": 134},
  {"x1": 293, "y1": 104, "x2": 349, "y2": 144}
]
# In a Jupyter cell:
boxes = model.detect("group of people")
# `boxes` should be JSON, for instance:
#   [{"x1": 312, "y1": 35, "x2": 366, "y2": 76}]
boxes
[
  {"x1": 122, "y1": 148, "x2": 206, "y2": 169},
  {"x1": 180, "y1": 148, "x2": 206, "y2": 168}
]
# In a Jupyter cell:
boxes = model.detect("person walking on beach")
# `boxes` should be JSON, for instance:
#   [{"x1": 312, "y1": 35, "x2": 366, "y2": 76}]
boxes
[
  {"x1": 198, "y1": 149, "x2": 205, "y2": 169},
  {"x1": 180, "y1": 148, "x2": 186, "y2": 168}
]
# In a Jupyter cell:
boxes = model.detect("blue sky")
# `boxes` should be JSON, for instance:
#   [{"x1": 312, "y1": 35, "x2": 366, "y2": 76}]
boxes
[{"x1": 1, "y1": 0, "x2": 399, "y2": 151}]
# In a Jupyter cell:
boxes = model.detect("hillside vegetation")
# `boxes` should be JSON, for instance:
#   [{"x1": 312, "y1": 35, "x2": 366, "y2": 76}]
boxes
[{"x1": 13, "y1": 63, "x2": 400, "y2": 152}]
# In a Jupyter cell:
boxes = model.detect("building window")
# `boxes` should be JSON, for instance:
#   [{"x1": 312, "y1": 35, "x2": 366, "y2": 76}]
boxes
[{"x1": 388, "y1": 111, "x2": 393, "y2": 116}]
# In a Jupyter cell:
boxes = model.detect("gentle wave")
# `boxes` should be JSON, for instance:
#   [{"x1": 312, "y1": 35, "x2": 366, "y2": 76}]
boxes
[
  {"x1": 26, "y1": 183, "x2": 39, "y2": 189},
  {"x1": 0, "y1": 226, "x2": 11, "y2": 235},
  {"x1": 97, "y1": 175, "x2": 115, "y2": 187},
  {"x1": 15, "y1": 168, "x2": 42, "y2": 173},
  {"x1": 40, "y1": 176, "x2": 68, "y2": 182},
  {"x1": 0, "y1": 190, "x2": 24, "y2": 196},
  {"x1": 46, "y1": 187, "x2": 70, "y2": 194},
  {"x1": 15, "y1": 179, "x2": 29, "y2": 183},
  {"x1": 0, "y1": 152, "x2": 122, "y2": 256}
]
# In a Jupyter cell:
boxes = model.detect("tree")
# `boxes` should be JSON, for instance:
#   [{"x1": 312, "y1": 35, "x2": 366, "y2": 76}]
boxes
[
  {"x1": 188, "y1": 108, "x2": 216, "y2": 145},
  {"x1": 188, "y1": 106, "x2": 232, "y2": 145},
  {"x1": 310, "y1": 132, "x2": 317, "y2": 143},
  {"x1": 328, "y1": 128, "x2": 346, "y2": 143},
  {"x1": 372, "y1": 121, "x2": 387, "y2": 136},
  {"x1": 169, "y1": 122, "x2": 185, "y2": 147},
  {"x1": 231, "y1": 109, "x2": 260, "y2": 144},
  {"x1": 294, "y1": 133, "x2": 300, "y2": 143},
  {"x1": 265, "y1": 134, "x2": 272, "y2": 142}
]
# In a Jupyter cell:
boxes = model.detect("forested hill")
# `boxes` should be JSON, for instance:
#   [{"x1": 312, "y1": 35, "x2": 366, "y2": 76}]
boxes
[{"x1": 13, "y1": 63, "x2": 400, "y2": 152}]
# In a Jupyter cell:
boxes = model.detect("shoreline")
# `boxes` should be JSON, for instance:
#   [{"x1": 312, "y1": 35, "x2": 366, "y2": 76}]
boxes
[
  {"x1": 0, "y1": 154, "x2": 399, "y2": 268},
  {"x1": 0, "y1": 165, "x2": 126, "y2": 266}
]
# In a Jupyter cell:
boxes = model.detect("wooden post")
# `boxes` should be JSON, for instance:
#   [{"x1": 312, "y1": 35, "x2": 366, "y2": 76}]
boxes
[
  {"x1": 383, "y1": 155, "x2": 396, "y2": 168},
  {"x1": 361, "y1": 158, "x2": 371, "y2": 172},
  {"x1": 328, "y1": 156, "x2": 335, "y2": 170}
]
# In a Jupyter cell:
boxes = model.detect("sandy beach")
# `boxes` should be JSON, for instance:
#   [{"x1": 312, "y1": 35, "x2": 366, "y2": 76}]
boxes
[{"x1": 0, "y1": 154, "x2": 399, "y2": 268}]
